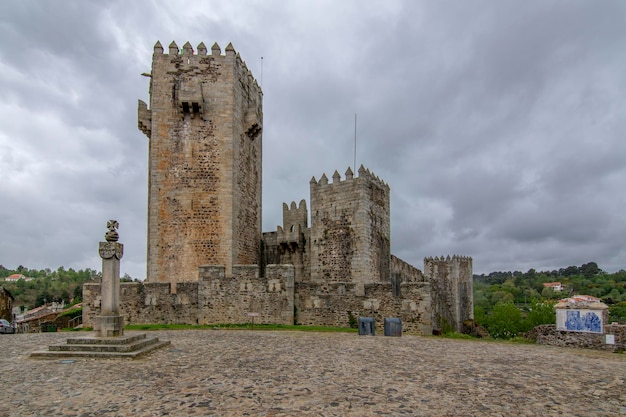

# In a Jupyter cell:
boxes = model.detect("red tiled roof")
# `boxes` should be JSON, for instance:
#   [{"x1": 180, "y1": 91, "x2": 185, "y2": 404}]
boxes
[{"x1": 560, "y1": 295, "x2": 601, "y2": 303}]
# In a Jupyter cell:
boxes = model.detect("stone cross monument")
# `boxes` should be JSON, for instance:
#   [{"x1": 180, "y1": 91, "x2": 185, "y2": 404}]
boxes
[
  {"x1": 30, "y1": 221, "x2": 170, "y2": 357},
  {"x1": 96, "y1": 220, "x2": 124, "y2": 337}
]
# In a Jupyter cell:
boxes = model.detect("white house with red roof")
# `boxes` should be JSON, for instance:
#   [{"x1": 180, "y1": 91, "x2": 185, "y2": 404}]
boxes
[{"x1": 543, "y1": 282, "x2": 563, "y2": 292}]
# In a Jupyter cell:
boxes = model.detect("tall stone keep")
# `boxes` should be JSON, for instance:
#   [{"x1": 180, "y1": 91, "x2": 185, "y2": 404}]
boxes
[{"x1": 138, "y1": 41, "x2": 263, "y2": 282}]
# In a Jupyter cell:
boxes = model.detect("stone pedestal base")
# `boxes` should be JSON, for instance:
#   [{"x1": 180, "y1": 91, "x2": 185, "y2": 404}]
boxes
[{"x1": 96, "y1": 315, "x2": 124, "y2": 337}]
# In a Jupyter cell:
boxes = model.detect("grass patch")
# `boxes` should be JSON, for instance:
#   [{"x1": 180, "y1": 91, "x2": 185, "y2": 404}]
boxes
[
  {"x1": 438, "y1": 332, "x2": 536, "y2": 345},
  {"x1": 57, "y1": 307, "x2": 82, "y2": 318},
  {"x1": 123, "y1": 323, "x2": 357, "y2": 333},
  {"x1": 503, "y1": 336, "x2": 536, "y2": 344},
  {"x1": 59, "y1": 326, "x2": 93, "y2": 332},
  {"x1": 440, "y1": 332, "x2": 476, "y2": 340}
]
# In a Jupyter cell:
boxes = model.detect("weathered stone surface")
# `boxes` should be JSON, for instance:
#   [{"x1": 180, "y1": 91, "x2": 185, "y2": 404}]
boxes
[
  {"x1": 4, "y1": 331, "x2": 626, "y2": 416},
  {"x1": 424, "y1": 255, "x2": 474, "y2": 333},
  {"x1": 141, "y1": 41, "x2": 262, "y2": 282},
  {"x1": 529, "y1": 323, "x2": 626, "y2": 352},
  {"x1": 123, "y1": 40, "x2": 475, "y2": 335}
]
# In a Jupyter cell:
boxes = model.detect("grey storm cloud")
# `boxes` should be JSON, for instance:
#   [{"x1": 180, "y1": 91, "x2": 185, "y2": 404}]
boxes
[{"x1": 1, "y1": 0, "x2": 625, "y2": 278}]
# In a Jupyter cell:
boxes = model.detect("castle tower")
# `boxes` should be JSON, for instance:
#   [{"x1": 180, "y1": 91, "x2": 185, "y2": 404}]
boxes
[
  {"x1": 423, "y1": 255, "x2": 474, "y2": 332},
  {"x1": 138, "y1": 41, "x2": 263, "y2": 282},
  {"x1": 309, "y1": 166, "x2": 390, "y2": 284},
  {"x1": 276, "y1": 200, "x2": 309, "y2": 282}
]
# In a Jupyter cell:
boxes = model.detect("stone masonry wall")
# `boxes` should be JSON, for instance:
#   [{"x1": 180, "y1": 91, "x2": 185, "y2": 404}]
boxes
[
  {"x1": 197, "y1": 265, "x2": 293, "y2": 325},
  {"x1": 0, "y1": 287, "x2": 13, "y2": 321},
  {"x1": 83, "y1": 264, "x2": 294, "y2": 328},
  {"x1": 275, "y1": 200, "x2": 310, "y2": 283},
  {"x1": 391, "y1": 255, "x2": 425, "y2": 283},
  {"x1": 139, "y1": 41, "x2": 262, "y2": 283},
  {"x1": 530, "y1": 324, "x2": 626, "y2": 352},
  {"x1": 294, "y1": 281, "x2": 431, "y2": 335},
  {"x1": 424, "y1": 255, "x2": 473, "y2": 333},
  {"x1": 309, "y1": 166, "x2": 390, "y2": 285}
]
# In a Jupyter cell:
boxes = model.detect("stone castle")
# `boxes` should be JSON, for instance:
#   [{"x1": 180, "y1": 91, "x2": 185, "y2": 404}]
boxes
[{"x1": 84, "y1": 41, "x2": 473, "y2": 334}]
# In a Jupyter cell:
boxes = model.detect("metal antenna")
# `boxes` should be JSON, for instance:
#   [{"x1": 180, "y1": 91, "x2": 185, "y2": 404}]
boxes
[
  {"x1": 260, "y1": 56, "x2": 264, "y2": 87},
  {"x1": 354, "y1": 113, "x2": 357, "y2": 171}
]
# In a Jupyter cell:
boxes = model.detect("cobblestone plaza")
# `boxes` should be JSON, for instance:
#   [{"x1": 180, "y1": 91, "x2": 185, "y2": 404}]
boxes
[{"x1": 2, "y1": 330, "x2": 625, "y2": 416}]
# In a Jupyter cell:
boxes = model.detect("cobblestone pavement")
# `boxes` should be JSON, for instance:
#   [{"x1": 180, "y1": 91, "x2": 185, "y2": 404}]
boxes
[{"x1": 1, "y1": 330, "x2": 625, "y2": 416}]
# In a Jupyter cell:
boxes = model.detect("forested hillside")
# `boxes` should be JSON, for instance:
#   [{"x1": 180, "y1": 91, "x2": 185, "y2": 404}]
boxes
[
  {"x1": 0, "y1": 265, "x2": 106, "y2": 309},
  {"x1": 474, "y1": 262, "x2": 626, "y2": 337}
]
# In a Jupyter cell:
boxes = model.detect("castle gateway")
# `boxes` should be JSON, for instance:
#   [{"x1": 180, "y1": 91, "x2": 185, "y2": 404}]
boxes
[{"x1": 84, "y1": 41, "x2": 473, "y2": 334}]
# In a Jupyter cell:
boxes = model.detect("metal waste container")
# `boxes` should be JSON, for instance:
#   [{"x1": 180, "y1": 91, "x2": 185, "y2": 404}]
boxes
[
  {"x1": 358, "y1": 317, "x2": 375, "y2": 336},
  {"x1": 384, "y1": 318, "x2": 402, "y2": 337}
]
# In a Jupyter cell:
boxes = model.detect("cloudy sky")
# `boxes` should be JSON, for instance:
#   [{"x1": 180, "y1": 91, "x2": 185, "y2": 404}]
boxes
[{"x1": 1, "y1": 1, "x2": 625, "y2": 278}]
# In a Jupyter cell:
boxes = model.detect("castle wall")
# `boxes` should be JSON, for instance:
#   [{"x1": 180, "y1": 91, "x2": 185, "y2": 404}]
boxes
[
  {"x1": 197, "y1": 265, "x2": 293, "y2": 325},
  {"x1": 294, "y1": 281, "x2": 431, "y2": 334},
  {"x1": 83, "y1": 264, "x2": 294, "y2": 328},
  {"x1": 309, "y1": 167, "x2": 390, "y2": 285},
  {"x1": 83, "y1": 255, "x2": 438, "y2": 336},
  {"x1": 424, "y1": 255, "x2": 473, "y2": 332},
  {"x1": 139, "y1": 41, "x2": 262, "y2": 282},
  {"x1": 391, "y1": 255, "x2": 425, "y2": 283}
]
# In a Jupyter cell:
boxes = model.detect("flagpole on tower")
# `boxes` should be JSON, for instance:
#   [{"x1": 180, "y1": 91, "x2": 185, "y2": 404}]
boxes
[{"x1": 354, "y1": 113, "x2": 357, "y2": 171}]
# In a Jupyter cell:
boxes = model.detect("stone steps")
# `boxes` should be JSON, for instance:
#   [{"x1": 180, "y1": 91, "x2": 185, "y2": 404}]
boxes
[{"x1": 30, "y1": 333, "x2": 170, "y2": 359}]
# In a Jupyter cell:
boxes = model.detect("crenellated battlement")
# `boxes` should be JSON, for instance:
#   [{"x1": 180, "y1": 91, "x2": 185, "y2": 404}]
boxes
[
  {"x1": 149, "y1": 40, "x2": 261, "y2": 93},
  {"x1": 277, "y1": 199, "x2": 308, "y2": 248},
  {"x1": 154, "y1": 40, "x2": 232, "y2": 57},
  {"x1": 310, "y1": 165, "x2": 389, "y2": 189},
  {"x1": 281, "y1": 200, "x2": 307, "y2": 230},
  {"x1": 424, "y1": 255, "x2": 473, "y2": 263}
]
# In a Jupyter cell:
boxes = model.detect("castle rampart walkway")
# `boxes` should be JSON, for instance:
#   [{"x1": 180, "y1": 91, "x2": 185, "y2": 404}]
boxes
[{"x1": 2, "y1": 330, "x2": 625, "y2": 416}]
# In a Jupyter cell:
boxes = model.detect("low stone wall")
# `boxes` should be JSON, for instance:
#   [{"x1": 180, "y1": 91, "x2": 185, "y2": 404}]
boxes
[
  {"x1": 294, "y1": 281, "x2": 431, "y2": 335},
  {"x1": 83, "y1": 263, "x2": 432, "y2": 334},
  {"x1": 83, "y1": 264, "x2": 295, "y2": 327},
  {"x1": 197, "y1": 264, "x2": 294, "y2": 325},
  {"x1": 529, "y1": 324, "x2": 626, "y2": 352}
]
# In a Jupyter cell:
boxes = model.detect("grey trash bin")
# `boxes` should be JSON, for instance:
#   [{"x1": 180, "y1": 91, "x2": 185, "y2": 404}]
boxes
[
  {"x1": 358, "y1": 317, "x2": 375, "y2": 336},
  {"x1": 384, "y1": 318, "x2": 402, "y2": 337}
]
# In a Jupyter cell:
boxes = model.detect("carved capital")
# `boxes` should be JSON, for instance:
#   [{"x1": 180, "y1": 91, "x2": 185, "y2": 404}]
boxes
[{"x1": 99, "y1": 242, "x2": 124, "y2": 260}]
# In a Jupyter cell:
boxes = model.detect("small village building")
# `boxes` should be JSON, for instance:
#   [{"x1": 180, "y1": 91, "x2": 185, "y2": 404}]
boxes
[
  {"x1": 4, "y1": 273, "x2": 27, "y2": 282},
  {"x1": 0, "y1": 287, "x2": 14, "y2": 321},
  {"x1": 555, "y1": 295, "x2": 607, "y2": 333},
  {"x1": 543, "y1": 282, "x2": 563, "y2": 292}
]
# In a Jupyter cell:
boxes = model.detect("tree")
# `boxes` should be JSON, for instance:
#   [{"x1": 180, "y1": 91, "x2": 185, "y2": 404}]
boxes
[
  {"x1": 59, "y1": 290, "x2": 71, "y2": 304},
  {"x1": 609, "y1": 302, "x2": 626, "y2": 323},
  {"x1": 562, "y1": 266, "x2": 579, "y2": 277},
  {"x1": 541, "y1": 287, "x2": 559, "y2": 299},
  {"x1": 484, "y1": 302, "x2": 524, "y2": 339},
  {"x1": 580, "y1": 262, "x2": 601, "y2": 278},
  {"x1": 525, "y1": 299, "x2": 556, "y2": 328},
  {"x1": 73, "y1": 285, "x2": 83, "y2": 302},
  {"x1": 36, "y1": 290, "x2": 52, "y2": 307},
  {"x1": 490, "y1": 290, "x2": 514, "y2": 305}
]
